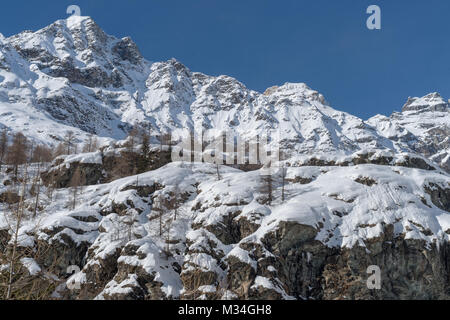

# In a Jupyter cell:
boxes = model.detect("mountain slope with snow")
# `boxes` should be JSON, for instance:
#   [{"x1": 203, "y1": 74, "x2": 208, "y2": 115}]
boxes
[
  {"x1": 368, "y1": 93, "x2": 450, "y2": 172},
  {"x1": 0, "y1": 159, "x2": 449, "y2": 299},
  {"x1": 0, "y1": 16, "x2": 449, "y2": 300},
  {"x1": 0, "y1": 16, "x2": 447, "y2": 171}
]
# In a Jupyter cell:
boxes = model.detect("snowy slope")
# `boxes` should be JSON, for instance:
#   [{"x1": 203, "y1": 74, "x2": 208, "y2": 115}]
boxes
[
  {"x1": 368, "y1": 93, "x2": 450, "y2": 171},
  {"x1": 1, "y1": 161, "x2": 448, "y2": 299}
]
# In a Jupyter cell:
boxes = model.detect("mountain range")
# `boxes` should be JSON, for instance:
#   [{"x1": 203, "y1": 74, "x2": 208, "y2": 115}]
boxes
[{"x1": 0, "y1": 15, "x2": 448, "y2": 171}]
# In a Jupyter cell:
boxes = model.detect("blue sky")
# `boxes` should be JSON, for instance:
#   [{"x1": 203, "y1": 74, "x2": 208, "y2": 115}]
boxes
[{"x1": 1, "y1": 0, "x2": 449, "y2": 119}]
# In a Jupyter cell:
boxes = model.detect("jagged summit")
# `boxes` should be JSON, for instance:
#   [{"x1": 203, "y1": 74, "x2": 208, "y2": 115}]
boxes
[{"x1": 402, "y1": 92, "x2": 449, "y2": 112}]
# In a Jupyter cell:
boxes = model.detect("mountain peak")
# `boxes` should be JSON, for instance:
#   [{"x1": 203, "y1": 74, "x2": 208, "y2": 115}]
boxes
[
  {"x1": 66, "y1": 15, "x2": 95, "y2": 25},
  {"x1": 264, "y1": 82, "x2": 328, "y2": 106},
  {"x1": 402, "y1": 92, "x2": 449, "y2": 112}
]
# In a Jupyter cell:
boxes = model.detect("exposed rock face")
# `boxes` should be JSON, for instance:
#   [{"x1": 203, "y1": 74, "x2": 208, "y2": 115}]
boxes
[
  {"x1": 41, "y1": 148, "x2": 173, "y2": 188},
  {"x1": 237, "y1": 222, "x2": 450, "y2": 300},
  {"x1": 41, "y1": 161, "x2": 104, "y2": 188},
  {"x1": 1, "y1": 161, "x2": 450, "y2": 300},
  {"x1": 35, "y1": 234, "x2": 90, "y2": 278},
  {"x1": 424, "y1": 182, "x2": 450, "y2": 212},
  {"x1": 177, "y1": 163, "x2": 450, "y2": 300}
]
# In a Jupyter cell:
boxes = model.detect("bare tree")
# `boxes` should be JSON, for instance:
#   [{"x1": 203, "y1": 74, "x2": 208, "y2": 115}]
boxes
[
  {"x1": 138, "y1": 131, "x2": 151, "y2": 173},
  {"x1": 216, "y1": 163, "x2": 222, "y2": 181},
  {"x1": 126, "y1": 127, "x2": 139, "y2": 153},
  {"x1": 172, "y1": 185, "x2": 180, "y2": 221},
  {"x1": 6, "y1": 132, "x2": 28, "y2": 177},
  {"x1": 163, "y1": 217, "x2": 173, "y2": 258},
  {"x1": 46, "y1": 175, "x2": 56, "y2": 203},
  {"x1": 0, "y1": 128, "x2": 8, "y2": 170},
  {"x1": 31, "y1": 145, "x2": 52, "y2": 164},
  {"x1": 63, "y1": 131, "x2": 75, "y2": 155},
  {"x1": 69, "y1": 167, "x2": 84, "y2": 210},
  {"x1": 82, "y1": 134, "x2": 98, "y2": 153},
  {"x1": 5, "y1": 167, "x2": 28, "y2": 299},
  {"x1": 30, "y1": 145, "x2": 51, "y2": 218},
  {"x1": 124, "y1": 127, "x2": 141, "y2": 175},
  {"x1": 31, "y1": 167, "x2": 42, "y2": 219},
  {"x1": 110, "y1": 153, "x2": 132, "y2": 181},
  {"x1": 280, "y1": 164, "x2": 287, "y2": 202},
  {"x1": 1, "y1": 195, "x2": 63, "y2": 299},
  {"x1": 142, "y1": 132, "x2": 150, "y2": 156},
  {"x1": 260, "y1": 162, "x2": 273, "y2": 205},
  {"x1": 53, "y1": 143, "x2": 66, "y2": 158},
  {"x1": 123, "y1": 209, "x2": 138, "y2": 242},
  {"x1": 159, "y1": 132, "x2": 172, "y2": 152},
  {"x1": 151, "y1": 194, "x2": 168, "y2": 237}
]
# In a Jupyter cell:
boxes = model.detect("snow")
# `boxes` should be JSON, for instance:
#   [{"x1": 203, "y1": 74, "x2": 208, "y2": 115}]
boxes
[
  {"x1": 0, "y1": 16, "x2": 447, "y2": 177},
  {"x1": 0, "y1": 15, "x2": 449, "y2": 300},
  {"x1": 62, "y1": 152, "x2": 103, "y2": 165},
  {"x1": 0, "y1": 158, "x2": 448, "y2": 299},
  {"x1": 404, "y1": 93, "x2": 447, "y2": 109},
  {"x1": 227, "y1": 246, "x2": 257, "y2": 270},
  {"x1": 198, "y1": 285, "x2": 217, "y2": 293},
  {"x1": 251, "y1": 276, "x2": 295, "y2": 300},
  {"x1": 20, "y1": 258, "x2": 41, "y2": 276}
]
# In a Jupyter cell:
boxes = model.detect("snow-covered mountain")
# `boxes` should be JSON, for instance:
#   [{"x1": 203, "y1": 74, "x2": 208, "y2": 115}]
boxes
[
  {"x1": 0, "y1": 16, "x2": 449, "y2": 300},
  {"x1": 368, "y1": 93, "x2": 450, "y2": 172},
  {"x1": 0, "y1": 16, "x2": 448, "y2": 171}
]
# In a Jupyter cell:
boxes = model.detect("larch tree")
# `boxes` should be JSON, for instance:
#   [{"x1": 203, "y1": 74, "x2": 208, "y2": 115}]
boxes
[
  {"x1": 280, "y1": 164, "x2": 287, "y2": 202},
  {"x1": 69, "y1": 167, "x2": 84, "y2": 210},
  {"x1": 4, "y1": 166, "x2": 28, "y2": 299},
  {"x1": 7, "y1": 132, "x2": 28, "y2": 177},
  {"x1": 63, "y1": 131, "x2": 75, "y2": 155},
  {"x1": 0, "y1": 128, "x2": 8, "y2": 170},
  {"x1": 30, "y1": 145, "x2": 52, "y2": 218},
  {"x1": 53, "y1": 143, "x2": 66, "y2": 158},
  {"x1": 82, "y1": 134, "x2": 97, "y2": 153},
  {"x1": 172, "y1": 185, "x2": 180, "y2": 221},
  {"x1": 260, "y1": 161, "x2": 273, "y2": 205},
  {"x1": 215, "y1": 157, "x2": 222, "y2": 181},
  {"x1": 138, "y1": 131, "x2": 151, "y2": 173},
  {"x1": 31, "y1": 145, "x2": 53, "y2": 164}
]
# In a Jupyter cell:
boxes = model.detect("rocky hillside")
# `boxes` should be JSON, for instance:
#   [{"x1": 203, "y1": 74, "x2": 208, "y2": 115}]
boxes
[{"x1": 0, "y1": 151, "x2": 449, "y2": 300}]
